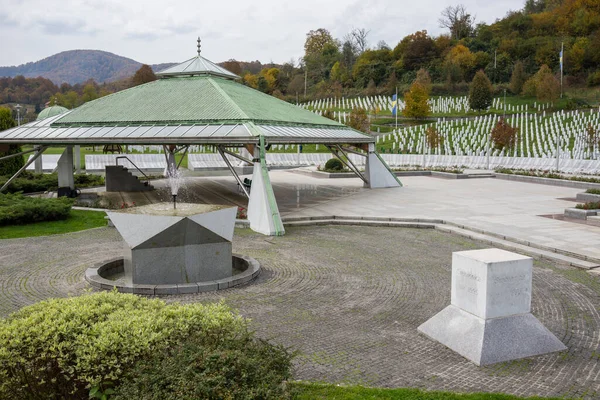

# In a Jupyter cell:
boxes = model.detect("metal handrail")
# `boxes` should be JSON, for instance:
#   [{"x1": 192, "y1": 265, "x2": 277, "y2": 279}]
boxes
[{"x1": 115, "y1": 156, "x2": 150, "y2": 184}]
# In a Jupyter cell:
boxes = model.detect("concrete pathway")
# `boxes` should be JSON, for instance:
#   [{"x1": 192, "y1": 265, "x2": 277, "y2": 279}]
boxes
[{"x1": 262, "y1": 171, "x2": 600, "y2": 263}]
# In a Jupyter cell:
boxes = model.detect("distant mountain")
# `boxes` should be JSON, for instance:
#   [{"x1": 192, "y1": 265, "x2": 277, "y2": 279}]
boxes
[{"x1": 0, "y1": 50, "x2": 176, "y2": 85}]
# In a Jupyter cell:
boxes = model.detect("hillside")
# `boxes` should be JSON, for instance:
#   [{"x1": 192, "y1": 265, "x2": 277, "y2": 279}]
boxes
[{"x1": 0, "y1": 50, "x2": 175, "y2": 85}]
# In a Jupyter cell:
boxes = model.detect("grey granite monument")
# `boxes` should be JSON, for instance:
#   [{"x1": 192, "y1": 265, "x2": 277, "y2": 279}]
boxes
[
  {"x1": 107, "y1": 203, "x2": 237, "y2": 285},
  {"x1": 418, "y1": 248, "x2": 566, "y2": 366}
]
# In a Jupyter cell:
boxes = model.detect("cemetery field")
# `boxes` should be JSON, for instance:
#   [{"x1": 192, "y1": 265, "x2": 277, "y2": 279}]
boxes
[
  {"x1": 21, "y1": 145, "x2": 190, "y2": 169},
  {"x1": 0, "y1": 209, "x2": 106, "y2": 239},
  {"x1": 302, "y1": 95, "x2": 569, "y2": 119},
  {"x1": 374, "y1": 109, "x2": 600, "y2": 159}
]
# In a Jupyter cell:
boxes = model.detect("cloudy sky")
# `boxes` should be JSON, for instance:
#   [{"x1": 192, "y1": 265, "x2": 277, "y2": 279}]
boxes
[{"x1": 0, "y1": 0, "x2": 525, "y2": 67}]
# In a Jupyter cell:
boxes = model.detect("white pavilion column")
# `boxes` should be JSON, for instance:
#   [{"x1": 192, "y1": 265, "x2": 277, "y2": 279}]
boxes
[
  {"x1": 57, "y1": 146, "x2": 74, "y2": 195},
  {"x1": 74, "y1": 145, "x2": 81, "y2": 172},
  {"x1": 247, "y1": 136, "x2": 284, "y2": 236},
  {"x1": 34, "y1": 145, "x2": 42, "y2": 174},
  {"x1": 365, "y1": 143, "x2": 402, "y2": 188}
]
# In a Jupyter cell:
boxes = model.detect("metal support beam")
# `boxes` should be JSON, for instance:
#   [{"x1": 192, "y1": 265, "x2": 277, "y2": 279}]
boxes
[
  {"x1": 0, "y1": 146, "x2": 47, "y2": 193},
  {"x1": 217, "y1": 145, "x2": 250, "y2": 198},
  {"x1": 176, "y1": 145, "x2": 189, "y2": 169},
  {"x1": 221, "y1": 147, "x2": 254, "y2": 165},
  {"x1": 0, "y1": 146, "x2": 40, "y2": 162},
  {"x1": 326, "y1": 145, "x2": 369, "y2": 184},
  {"x1": 339, "y1": 146, "x2": 367, "y2": 158}
]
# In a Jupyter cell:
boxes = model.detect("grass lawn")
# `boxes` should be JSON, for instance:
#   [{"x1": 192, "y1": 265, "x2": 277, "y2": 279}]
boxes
[
  {"x1": 291, "y1": 383, "x2": 562, "y2": 400},
  {"x1": 0, "y1": 209, "x2": 107, "y2": 239}
]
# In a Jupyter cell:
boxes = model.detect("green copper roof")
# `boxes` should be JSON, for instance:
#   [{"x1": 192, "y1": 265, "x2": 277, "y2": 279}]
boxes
[
  {"x1": 52, "y1": 76, "x2": 343, "y2": 128},
  {"x1": 156, "y1": 55, "x2": 240, "y2": 80},
  {"x1": 37, "y1": 105, "x2": 68, "y2": 120}
]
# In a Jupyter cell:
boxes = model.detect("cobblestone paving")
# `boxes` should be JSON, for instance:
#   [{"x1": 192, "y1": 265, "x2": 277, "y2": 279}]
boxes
[{"x1": 1, "y1": 226, "x2": 599, "y2": 399}]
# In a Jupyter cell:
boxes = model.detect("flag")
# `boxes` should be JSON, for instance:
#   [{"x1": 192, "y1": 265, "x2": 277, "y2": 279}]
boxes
[
  {"x1": 392, "y1": 93, "x2": 397, "y2": 116},
  {"x1": 559, "y1": 49, "x2": 563, "y2": 72}
]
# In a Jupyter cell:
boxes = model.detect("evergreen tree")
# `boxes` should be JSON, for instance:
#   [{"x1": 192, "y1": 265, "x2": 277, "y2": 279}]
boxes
[
  {"x1": 469, "y1": 70, "x2": 493, "y2": 113},
  {"x1": 509, "y1": 61, "x2": 527, "y2": 94}
]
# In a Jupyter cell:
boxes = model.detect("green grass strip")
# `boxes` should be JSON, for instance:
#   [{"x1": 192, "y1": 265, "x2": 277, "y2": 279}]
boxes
[
  {"x1": 0, "y1": 209, "x2": 107, "y2": 239},
  {"x1": 291, "y1": 383, "x2": 563, "y2": 400}
]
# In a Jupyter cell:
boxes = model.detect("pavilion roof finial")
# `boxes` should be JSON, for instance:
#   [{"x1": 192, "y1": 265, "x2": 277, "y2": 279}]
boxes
[{"x1": 197, "y1": 37, "x2": 201, "y2": 57}]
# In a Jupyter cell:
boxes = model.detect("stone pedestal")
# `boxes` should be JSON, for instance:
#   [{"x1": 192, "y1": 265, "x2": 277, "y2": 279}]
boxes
[
  {"x1": 108, "y1": 203, "x2": 237, "y2": 285},
  {"x1": 418, "y1": 248, "x2": 566, "y2": 366}
]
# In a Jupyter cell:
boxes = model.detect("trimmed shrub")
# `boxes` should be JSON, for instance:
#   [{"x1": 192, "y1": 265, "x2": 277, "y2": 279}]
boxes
[
  {"x1": 0, "y1": 292, "x2": 252, "y2": 399},
  {"x1": 586, "y1": 189, "x2": 600, "y2": 195},
  {"x1": 0, "y1": 172, "x2": 104, "y2": 194},
  {"x1": 576, "y1": 201, "x2": 600, "y2": 210},
  {"x1": 114, "y1": 327, "x2": 294, "y2": 400},
  {"x1": 0, "y1": 193, "x2": 73, "y2": 226},
  {"x1": 324, "y1": 158, "x2": 344, "y2": 171}
]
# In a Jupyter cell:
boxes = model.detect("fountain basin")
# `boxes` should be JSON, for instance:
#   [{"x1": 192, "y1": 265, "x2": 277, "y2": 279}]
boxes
[
  {"x1": 106, "y1": 203, "x2": 239, "y2": 286},
  {"x1": 85, "y1": 254, "x2": 260, "y2": 295}
]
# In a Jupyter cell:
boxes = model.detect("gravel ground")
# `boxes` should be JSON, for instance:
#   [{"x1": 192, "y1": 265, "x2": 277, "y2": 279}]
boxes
[{"x1": 1, "y1": 225, "x2": 599, "y2": 399}]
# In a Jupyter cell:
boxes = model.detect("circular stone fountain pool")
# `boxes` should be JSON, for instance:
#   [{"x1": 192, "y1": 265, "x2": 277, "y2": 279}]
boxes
[{"x1": 85, "y1": 202, "x2": 260, "y2": 295}]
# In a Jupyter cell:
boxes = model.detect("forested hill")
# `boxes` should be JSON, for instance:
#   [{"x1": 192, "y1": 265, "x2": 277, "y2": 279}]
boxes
[{"x1": 0, "y1": 50, "x2": 175, "y2": 85}]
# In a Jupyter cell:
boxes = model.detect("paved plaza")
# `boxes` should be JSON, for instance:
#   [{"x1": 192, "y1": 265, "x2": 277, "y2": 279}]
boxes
[
  {"x1": 1, "y1": 225, "x2": 599, "y2": 398},
  {"x1": 3, "y1": 172, "x2": 600, "y2": 398}
]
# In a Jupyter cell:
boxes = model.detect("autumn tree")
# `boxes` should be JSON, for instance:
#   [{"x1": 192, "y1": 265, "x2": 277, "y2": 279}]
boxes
[
  {"x1": 415, "y1": 68, "x2": 432, "y2": 94},
  {"x1": 586, "y1": 123, "x2": 599, "y2": 156},
  {"x1": 509, "y1": 61, "x2": 527, "y2": 94},
  {"x1": 523, "y1": 65, "x2": 560, "y2": 101},
  {"x1": 347, "y1": 108, "x2": 370, "y2": 133},
  {"x1": 445, "y1": 44, "x2": 476, "y2": 81},
  {"x1": 393, "y1": 31, "x2": 436, "y2": 71},
  {"x1": 403, "y1": 82, "x2": 431, "y2": 119},
  {"x1": 425, "y1": 126, "x2": 444, "y2": 150},
  {"x1": 491, "y1": 118, "x2": 519, "y2": 151},
  {"x1": 81, "y1": 83, "x2": 99, "y2": 103},
  {"x1": 469, "y1": 70, "x2": 493, "y2": 113},
  {"x1": 305, "y1": 29, "x2": 336, "y2": 56},
  {"x1": 221, "y1": 60, "x2": 242, "y2": 76},
  {"x1": 131, "y1": 65, "x2": 157, "y2": 87},
  {"x1": 345, "y1": 28, "x2": 370, "y2": 55},
  {"x1": 439, "y1": 4, "x2": 475, "y2": 40}
]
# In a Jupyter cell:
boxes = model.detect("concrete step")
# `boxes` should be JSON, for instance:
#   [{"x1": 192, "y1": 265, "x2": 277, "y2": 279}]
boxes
[
  {"x1": 284, "y1": 219, "x2": 435, "y2": 229},
  {"x1": 436, "y1": 225, "x2": 599, "y2": 270}
]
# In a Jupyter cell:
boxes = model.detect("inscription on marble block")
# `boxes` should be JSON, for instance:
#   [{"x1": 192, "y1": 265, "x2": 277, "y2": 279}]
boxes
[{"x1": 451, "y1": 249, "x2": 532, "y2": 319}]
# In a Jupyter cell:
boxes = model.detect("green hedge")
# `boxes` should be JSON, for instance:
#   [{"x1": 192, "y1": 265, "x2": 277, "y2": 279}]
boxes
[
  {"x1": 0, "y1": 172, "x2": 104, "y2": 194},
  {"x1": 0, "y1": 193, "x2": 73, "y2": 226},
  {"x1": 0, "y1": 292, "x2": 292, "y2": 400}
]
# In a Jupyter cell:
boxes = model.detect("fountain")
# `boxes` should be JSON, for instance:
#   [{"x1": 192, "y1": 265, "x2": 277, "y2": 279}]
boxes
[
  {"x1": 166, "y1": 162, "x2": 181, "y2": 209},
  {"x1": 86, "y1": 162, "x2": 260, "y2": 294}
]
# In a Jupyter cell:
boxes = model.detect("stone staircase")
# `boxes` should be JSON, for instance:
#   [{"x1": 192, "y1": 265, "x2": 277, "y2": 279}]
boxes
[{"x1": 105, "y1": 165, "x2": 154, "y2": 192}]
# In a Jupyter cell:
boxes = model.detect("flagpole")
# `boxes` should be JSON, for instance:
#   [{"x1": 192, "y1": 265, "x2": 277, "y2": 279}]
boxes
[
  {"x1": 395, "y1": 86, "x2": 398, "y2": 130},
  {"x1": 560, "y1": 41, "x2": 564, "y2": 99}
]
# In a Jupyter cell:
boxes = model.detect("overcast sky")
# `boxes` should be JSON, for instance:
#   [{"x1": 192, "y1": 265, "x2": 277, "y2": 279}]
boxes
[{"x1": 0, "y1": 0, "x2": 525, "y2": 67}]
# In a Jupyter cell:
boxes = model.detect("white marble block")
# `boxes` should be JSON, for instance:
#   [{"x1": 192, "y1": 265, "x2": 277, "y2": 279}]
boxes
[
  {"x1": 418, "y1": 248, "x2": 566, "y2": 366},
  {"x1": 451, "y1": 249, "x2": 532, "y2": 319}
]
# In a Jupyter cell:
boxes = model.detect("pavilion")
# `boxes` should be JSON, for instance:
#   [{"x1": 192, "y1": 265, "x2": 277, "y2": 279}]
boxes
[{"x1": 0, "y1": 39, "x2": 401, "y2": 235}]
